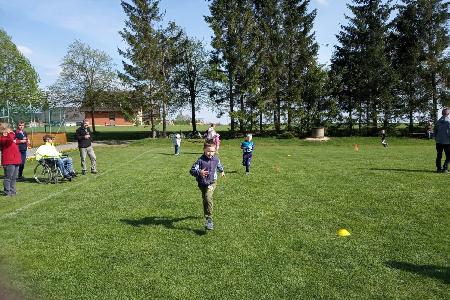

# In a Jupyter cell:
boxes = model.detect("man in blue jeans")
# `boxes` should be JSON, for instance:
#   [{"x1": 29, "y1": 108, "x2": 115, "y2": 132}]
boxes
[
  {"x1": 435, "y1": 107, "x2": 450, "y2": 173},
  {"x1": 35, "y1": 135, "x2": 76, "y2": 179}
]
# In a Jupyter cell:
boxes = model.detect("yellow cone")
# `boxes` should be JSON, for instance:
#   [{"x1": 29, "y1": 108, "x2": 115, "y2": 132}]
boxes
[{"x1": 337, "y1": 228, "x2": 351, "y2": 237}]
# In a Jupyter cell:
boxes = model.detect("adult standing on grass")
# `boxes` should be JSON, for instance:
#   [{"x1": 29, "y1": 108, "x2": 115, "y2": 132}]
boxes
[
  {"x1": 0, "y1": 124, "x2": 21, "y2": 196},
  {"x1": 14, "y1": 120, "x2": 30, "y2": 181},
  {"x1": 76, "y1": 119, "x2": 97, "y2": 175},
  {"x1": 435, "y1": 107, "x2": 450, "y2": 173}
]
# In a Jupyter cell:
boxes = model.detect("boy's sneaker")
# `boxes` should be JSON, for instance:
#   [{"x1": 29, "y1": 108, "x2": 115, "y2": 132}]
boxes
[
  {"x1": 245, "y1": 172, "x2": 250, "y2": 176},
  {"x1": 442, "y1": 169, "x2": 449, "y2": 174},
  {"x1": 91, "y1": 170, "x2": 98, "y2": 174},
  {"x1": 205, "y1": 217, "x2": 214, "y2": 230},
  {"x1": 81, "y1": 170, "x2": 86, "y2": 175}
]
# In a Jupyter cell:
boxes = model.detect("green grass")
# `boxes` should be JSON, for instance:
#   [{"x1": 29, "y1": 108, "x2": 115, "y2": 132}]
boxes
[{"x1": 0, "y1": 137, "x2": 448, "y2": 299}]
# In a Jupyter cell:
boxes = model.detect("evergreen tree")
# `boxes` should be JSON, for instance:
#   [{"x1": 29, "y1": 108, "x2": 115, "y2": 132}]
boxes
[
  {"x1": 206, "y1": 0, "x2": 257, "y2": 133},
  {"x1": 331, "y1": 0, "x2": 394, "y2": 134},
  {"x1": 119, "y1": 0, "x2": 163, "y2": 138},
  {"x1": 416, "y1": 0, "x2": 449, "y2": 122}
]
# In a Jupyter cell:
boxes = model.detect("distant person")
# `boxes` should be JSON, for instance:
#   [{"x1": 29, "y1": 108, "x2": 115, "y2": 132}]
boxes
[
  {"x1": 14, "y1": 120, "x2": 30, "y2": 181},
  {"x1": 190, "y1": 142, "x2": 225, "y2": 230},
  {"x1": 435, "y1": 107, "x2": 450, "y2": 173},
  {"x1": 214, "y1": 133, "x2": 221, "y2": 153},
  {"x1": 0, "y1": 124, "x2": 21, "y2": 196},
  {"x1": 173, "y1": 133, "x2": 181, "y2": 155},
  {"x1": 205, "y1": 123, "x2": 217, "y2": 142},
  {"x1": 35, "y1": 135, "x2": 76, "y2": 180},
  {"x1": 76, "y1": 119, "x2": 97, "y2": 175},
  {"x1": 426, "y1": 121, "x2": 434, "y2": 139},
  {"x1": 240, "y1": 134, "x2": 255, "y2": 175},
  {"x1": 380, "y1": 129, "x2": 388, "y2": 148}
]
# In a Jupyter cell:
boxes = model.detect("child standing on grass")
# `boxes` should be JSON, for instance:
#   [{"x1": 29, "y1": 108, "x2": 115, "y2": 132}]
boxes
[
  {"x1": 381, "y1": 129, "x2": 388, "y2": 148},
  {"x1": 190, "y1": 142, "x2": 225, "y2": 230},
  {"x1": 214, "y1": 133, "x2": 221, "y2": 153},
  {"x1": 173, "y1": 133, "x2": 181, "y2": 155},
  {"x1": 0, "y1": 124, "x2": 21, "y2": 196},
  {"x1": 241, "y1": 134, "x2": 255, "y2": 175}
]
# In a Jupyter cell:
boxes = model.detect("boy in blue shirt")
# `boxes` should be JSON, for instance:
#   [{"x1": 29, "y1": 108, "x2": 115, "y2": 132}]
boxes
[
  {"x1": 241, "y1": 134, "x2": 255, "y2": 175},
  {"x1": 190, "y1": 142, "x2": 225, "y2": 230}
]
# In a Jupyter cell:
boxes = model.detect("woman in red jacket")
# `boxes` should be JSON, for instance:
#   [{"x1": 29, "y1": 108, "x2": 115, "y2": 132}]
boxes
[{"x1": 0, "y1": 124, "x2": 21, "y2": 196}]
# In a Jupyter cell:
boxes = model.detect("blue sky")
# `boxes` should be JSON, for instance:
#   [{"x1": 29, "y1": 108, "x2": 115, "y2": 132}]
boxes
[{"x1": 0, "y1": 0, "x2": 351, "y2": 122}]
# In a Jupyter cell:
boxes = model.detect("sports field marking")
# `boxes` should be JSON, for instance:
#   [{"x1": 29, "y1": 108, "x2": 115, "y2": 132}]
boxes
[{"x1": 0, "y1": 148, "x2": 155, "y2": 220}]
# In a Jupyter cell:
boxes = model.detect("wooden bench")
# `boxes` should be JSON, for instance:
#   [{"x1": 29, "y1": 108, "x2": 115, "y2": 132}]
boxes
[{"x1": 409, "y1": 132, "x2": 424, "y2": 138}]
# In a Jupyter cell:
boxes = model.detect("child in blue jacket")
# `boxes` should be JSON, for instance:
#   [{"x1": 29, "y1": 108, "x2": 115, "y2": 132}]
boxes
[
  {"x1": 190, "y1": 142, "x2": 225, "y2": 230},
  {"x1": 241, "y1": 134, "x2": 255, "y2": 175}
]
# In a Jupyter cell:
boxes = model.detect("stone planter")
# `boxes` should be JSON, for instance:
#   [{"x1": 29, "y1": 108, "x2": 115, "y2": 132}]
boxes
[{"x1": 311, "y1": 127, "x2": 325, "y2": 138}]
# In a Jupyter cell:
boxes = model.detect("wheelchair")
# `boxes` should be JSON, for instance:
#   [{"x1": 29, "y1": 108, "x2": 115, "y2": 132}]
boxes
[{"x1": 34, "y1": 157, "x2": 64, "y2": 184}]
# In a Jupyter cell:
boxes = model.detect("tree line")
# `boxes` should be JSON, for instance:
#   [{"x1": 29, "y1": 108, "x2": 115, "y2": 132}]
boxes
[{"x1": 1, "y1": 0, "x2": 448, "y2": 136}]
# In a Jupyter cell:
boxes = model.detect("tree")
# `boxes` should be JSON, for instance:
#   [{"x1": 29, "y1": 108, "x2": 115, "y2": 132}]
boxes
[
  {"x1": 392, "y1": 0, "x2": 426, "y2": 131},
  {"x1": 119, "y1": 0, "x2": 163, "y2": 138},
  {"x1": 171, "y1": 37, "x2": 209, "y2": 133},
  {"x1": 206, "y1": 0, "x2": 257, "y2": 133},
  {"x1": 0, "y1": 29, "x2": 41, "y2": 116},
  {"x1": 51, "y1": 40, "x2": 117, "y2": 132},
  {"x1": 331, "y1": 0, "x2": 394, "y2": 134},
  {"x1": 415, "y1": 0, "x2": 450, "y2": 122}
]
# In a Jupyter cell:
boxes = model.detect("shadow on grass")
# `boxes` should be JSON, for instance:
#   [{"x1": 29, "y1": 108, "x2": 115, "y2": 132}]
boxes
[
  {"x1": 120, "y1": 216, "x2": 206, "y2": 236},
  {"x1": 370, "y1": 168, "x2": 435, "y2": 173},
  {"x1": 385, "y1": 261, "x2": 450, "y2": 284}
]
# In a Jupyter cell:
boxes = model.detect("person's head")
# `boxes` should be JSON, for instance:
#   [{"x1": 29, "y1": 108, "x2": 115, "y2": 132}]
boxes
[
  {"x1": 381, "y1": 129, "x2": 385, "y2": 134},
  {"x1": 83, "y1": 119, "x2": 90, "y2": 128},
  {"x1": 210, "y1": 123, "x2": 215, "y2": 128},
  {"x1": 18, "y1": 121, "x2": 25, "y2": 130},
  {"x1": 442, "y1": 107, "x2": 449, "y2": 117},
  {"x1": 0, "y1": 123, "x2": 11, "y2": 136},
  {"x1": 203, "y1": 142, "x2": 216, "y2": 159},
  {"x1": 245, "y1": 133, "x2": 252, "y2": 141},
  {"x1": 42, "y1": 135, "x2": 54, "y2": 143}
]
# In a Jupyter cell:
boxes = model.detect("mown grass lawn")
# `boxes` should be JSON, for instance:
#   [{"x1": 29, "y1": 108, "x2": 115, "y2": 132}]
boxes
[{"x1": 0, "y1": 137, "x2": 448, "y2": 299}]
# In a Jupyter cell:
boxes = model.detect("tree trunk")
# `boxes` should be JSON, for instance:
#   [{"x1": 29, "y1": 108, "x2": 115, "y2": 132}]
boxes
[
  {"x1": 90, "y1": 109, "x2": 96, "y2": 133},
  {"x1": 287, "y1": 106, "x2": 292, "y2": 131},
  {"x1": 228, "y1": 72, "x2": 235, "y2": 133},
  {"x1": 409, "y1": 109, "x2": 414, "y2": 133},
  {"x1": 162, "y1": 100, "x2": 167, "y2": 138},
  {"x1": 190, "y1": 89, "x2": 197, "y2": 133},
  {"x1": 275, "y1": 94, "x2": 281, "y2": 133},
  {"x1": 431, "y1": 73, "x2": 438, "y2": 124},
  {"x1": 259, "y1": 110, "x2": 263, "y2": 133},
  {"x1": 239, "y1": 94, "x2": 244, "y2": 133}
]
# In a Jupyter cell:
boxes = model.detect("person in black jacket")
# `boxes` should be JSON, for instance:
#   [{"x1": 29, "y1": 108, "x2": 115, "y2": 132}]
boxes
[
  {"x1": 76, "y1": 119, "x2": 97, "y2": 175},
  {"x1": 14, "y1": 121, "x2": 30, "y2": 181}
]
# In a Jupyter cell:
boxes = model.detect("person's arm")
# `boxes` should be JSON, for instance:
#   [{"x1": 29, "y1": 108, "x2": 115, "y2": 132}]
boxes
[
  {"x1": 217, "y1": 159, "x2": 225, "y2": 176},
  {"x1": 190, "y1": 159, "x2": 201, "y2": 177},
  {"x1": 75, "y1": 127, "x2": 84, "y2": 141}
]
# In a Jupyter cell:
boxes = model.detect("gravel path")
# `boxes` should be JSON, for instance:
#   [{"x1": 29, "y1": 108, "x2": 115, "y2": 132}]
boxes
[{"x1": 26, "y1": 140, "x2": 133, "y2": 156}]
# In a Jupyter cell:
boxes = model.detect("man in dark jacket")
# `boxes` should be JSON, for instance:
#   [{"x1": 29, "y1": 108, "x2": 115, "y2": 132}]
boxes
[
  {"x1": 14, "y1": 121, "x2": 29, "y2": 181},
  {"x1": 76, "y1": 119, "x2": 97, "y2": 175},
  {"x1": 435, "y1": 108, "x2": 450, "y2": 173}
]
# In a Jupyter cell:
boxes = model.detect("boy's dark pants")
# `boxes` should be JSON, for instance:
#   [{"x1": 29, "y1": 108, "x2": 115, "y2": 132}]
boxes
[
  {"x1": 199, "y1": 182, "x2": 216, "y2": 218},
  {"x1": 18, "y1": 151, "x2": 27, "y2": 177},
  {"x1": 436, "y1": 143, "x2": 450, "y2": 170},
  {"x1": 242, "y1": 153, "x2": 253, "y2": 172}
]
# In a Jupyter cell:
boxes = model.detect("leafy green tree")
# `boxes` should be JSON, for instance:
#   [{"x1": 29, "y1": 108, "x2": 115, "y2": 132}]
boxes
[
  {"x1": 50, "y1": 40, "x2": 117, "y2": 132},
  {"x1": 0, "y1": 29, "x2": 41, "y2": 117},
  {"x1": 331, "y1": 0, "x2": 394, "y2": 134},
  {"x1": 415, "y1": 0, "x2": 450, "y2": 122},
  {"x1": 119, "y1": 0, "x2": 163, "y2": 138},
  {"x1": 171, "y1": 37, "x2": 209, "y2": 133},
  {"x1": 206, "y1": 0, "x2": 257, "y2": 133}
]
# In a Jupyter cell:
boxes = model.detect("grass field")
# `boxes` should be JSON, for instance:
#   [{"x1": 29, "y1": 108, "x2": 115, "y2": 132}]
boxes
[{"x1": 0, "y1": 137, "x2": 448, "y2": 299}]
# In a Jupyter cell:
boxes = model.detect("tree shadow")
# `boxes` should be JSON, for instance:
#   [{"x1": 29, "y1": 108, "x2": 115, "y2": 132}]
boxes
[
  {"x1": 120, "y1": 216, "x2": 206, "y2": 236},
  {"x1": 385, "y1": 261, "x2": 450, "y2": 284},
  {"x1": 370, "y1": 168, "x2": 435, "y2": 173}
]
